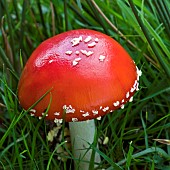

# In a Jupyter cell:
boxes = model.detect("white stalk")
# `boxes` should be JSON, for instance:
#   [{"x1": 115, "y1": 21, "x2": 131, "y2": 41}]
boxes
[{"x1": 69, "y1": 119, "x2": 101, "y2": 170}]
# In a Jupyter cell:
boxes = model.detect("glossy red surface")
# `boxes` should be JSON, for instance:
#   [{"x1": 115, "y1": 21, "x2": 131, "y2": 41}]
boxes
[{"x1": 18, "y1": 29, "x2": 138, "y2": 122}]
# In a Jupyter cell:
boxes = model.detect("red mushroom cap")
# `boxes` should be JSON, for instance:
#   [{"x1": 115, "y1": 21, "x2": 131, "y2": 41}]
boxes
[{"x1": 18, "y1": 29, "x2": 141, "y2": 122}]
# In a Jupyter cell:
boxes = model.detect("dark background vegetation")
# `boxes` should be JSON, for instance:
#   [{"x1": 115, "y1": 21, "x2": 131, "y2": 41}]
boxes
[{"x1": 0, "y1": 0, "x2": 170, "y2": 169}]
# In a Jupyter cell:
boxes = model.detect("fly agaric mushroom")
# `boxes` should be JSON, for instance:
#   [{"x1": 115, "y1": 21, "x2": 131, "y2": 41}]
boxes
[{"x1": 18, "y1": 29, "x2": 142, "y2": 169}]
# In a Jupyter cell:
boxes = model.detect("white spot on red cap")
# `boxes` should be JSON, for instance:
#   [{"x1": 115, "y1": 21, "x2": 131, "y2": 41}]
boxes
[
  {"x1": 30, "y1": 109, "x2": 36, "y2": 113},
  {"x1": 113, "y1": 101, "x2": 120, "y2": 107},
  {"x1": 75, "y1": 51, "x2": 79, "y2": 55},
  {"x1": 72, "y1": 60, "x2": 79, "y2": 66},
  {"x1": 99, "y1": 55, "x2": 106, "y2": 61},
  {"x1": 80, "y1": 110, "x2": 85, "y2": 113},
  {"x1": 121, "y1": 105, "x2": 125, "y2": 109},
  {"x1": 138, "y1": 69, "x2": 142, "y2": 77},
  {"x1": 88, "y1": 42, "x2": 96, "y2": 47},
  {"x1": 84, "y1": 36, "x2": 92, "y2": 43},
  {"x1": 39, "y1": 116, "x2": 42, "y2": 119},
  {"x1": 130, "y1": 87, "x2": 135, "y2": 93},
  {"x1": 92, "y1": 110, "x2": 98, "y2": 115},
  {"x1": 95, "y1": 38, "x2": 99, "y2": 42},
  {"x1": 102, "y1": 106, "x2": 109, "y2": 112},
  {"x1": 49, "y1": 59, "x2": 54, "y2": 63},
  {"x1": 63, "y1": 105, "x2": 75, "y2": 113},
  {"x1": 63, "y1": 105, "x2": 66, "y2": 109},
  {"x1": 42, "y1": 112, "x2": 47, "y2": 116},
  {"x1": 30, "y1": 113, "x2": 35, "y2": 116},
  {"x1": 136, "y1": 66, "x2": 142, "y2": 81},
  {"x1": 129, "y1": 96, "x2": 133, "y2": 102},
  {"x1": 72, "y1": 118, "x2": 78, "y2": 122},
  {"x1": 133, "y1": 80, "x2": 138, "y2": 89},
  {"x1": 54, "y1": 118, "x2": 63, "y2": 124},
  {"x1": 71, "y1": 36, "x2": 82, "y2": 46},
  {"x1": 74, "y1": 57, "x2": 82, "y2": 62},
  {"x1": 80, "y1": 50, "x2": 93, "y2": 57},
  {"x1": 82, "y1": 112, "x2": 90, "y2": 117},
  {"x1": 65, "y1": 50, "x2": 72, "y2": 55},
  {"x1": 54, "y1": 112, "x2": 60, "y2": 116},
  {"x1": 133, "y1": 79, "x2": 139, "y2": 91},
  {"x1": 72, "y1": 58, "x2": 82, "y2": 66},
  {"x1": 136, "y1": 83, "x2": 139, "y2": 91},
  {"x1": 126, "y1": 92, "x2": 130, "y2": 98},
  {"x1": 97, "y1": 116, "x2": 101, "y2": 120}
]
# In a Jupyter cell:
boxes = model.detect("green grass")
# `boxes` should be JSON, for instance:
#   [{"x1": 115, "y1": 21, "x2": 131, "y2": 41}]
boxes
[{"x1": 0, "y1": 0, "x2": 170, "y2": 169}]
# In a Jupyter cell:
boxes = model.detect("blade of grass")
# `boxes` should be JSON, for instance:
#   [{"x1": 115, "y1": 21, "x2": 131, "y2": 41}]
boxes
[
  {"x1": 89, "y1": 128, "x2": 100, "y2": 169},
  {"x1": 117, "y1": 147, "x2": 170, "y2": 166},
  {"x1": 1, "y1": 0, "x2": 16, "y2": 67},
  {"x1": 19, "y1": 0, "x2": 27, "y2": 50},
  {"x1": 165, "y1": 131, "x2": 170, "y2": 155},
  {"x1": 29, "y1": 3, "x2": 44, "y2": 41},
  {"x1": 90, "y1": 144, "x2": 123, "y2": 170},
  {"x1": 140, "y1": 112, "x2": 149, "y2": 149},
  {"x1": 163, "y1": 0, "x2": 170, "y2": 27},
  {"x1": 12, "y1": 0, "x2": 20, "y2": 20},
  {"x1": 153, "y1": 0, "x2": 170, "y2": 37},
  {"x1": 0, "y1": 161, "x2": 5, "y2": 169},
  {"x1": 0, "y1": 78, "x2": 18, "y2": 99},
  {"x1": 125, "y1": 141, "x2": 134, "y2": 169},
  {"x1": 37, "y1": 0, "x2": 48, "y2": 37},
  {"x1": 50, "y1": 2, "x2": 55, "y2": 35},
  {"x1": 64, "y1": 0, "x2": 68, "y2": 31},
  {"x1": 0, "y1": 115, "x2": 20, "y2": 148},
  {"x1": 19, "y1": 50, "x2": 24, "y2": 70},
  {"x1": 0, "y1": 87, "x2": 52, "y2": 148},
  {"x1": 12, "y1": 129, "x2": 23, "y2": 170},
  {"x1": 21, "y1": 125, "x2": 35, "y2": 167},
  {"x1": 153, "y1": 139, "x2": 170, "y2": 145},
  {"x1": 86, "y1": 0, "x2": 109, "y2": 34},
  {"x1": 0, "y1": 46, "x2": 14, "y2": 71},
  {"x1": 128, "y1": 0, "x2": 170, "y2": 78},
  {"x1": 31, "y1": 93, "x2": 52, "y2": 158},
  {"x1": 140, "y1": 86, "x2": 170, "y2": 102},
  {"x1": 141, "y1": 16, "x2": 170, "y2": 59},
  {"x1": 147, "y1": 112, "x2": 170, "y2": 131},
  {"x1": 46, "y1": 141, "x2": 67, "y2": 170},
  {"x1": 1, "y1": 16, "x2": 14, "y2": 65},
  {"x1": 90, "y1": 0, "x2": 158, "y2": 68},
  {"x1": 68, "y1": 2, "x2": 95, "y2": 27}
]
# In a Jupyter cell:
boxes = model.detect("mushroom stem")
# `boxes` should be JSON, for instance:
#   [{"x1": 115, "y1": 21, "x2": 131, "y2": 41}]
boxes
[{"x1": 69, "y1": 119, "x2": 101, "y2": 169}]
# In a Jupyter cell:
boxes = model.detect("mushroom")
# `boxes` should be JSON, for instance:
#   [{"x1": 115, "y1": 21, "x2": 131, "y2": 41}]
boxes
[{"x1": 18, "y1": 29, "x2": 142, "y2": 169}]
